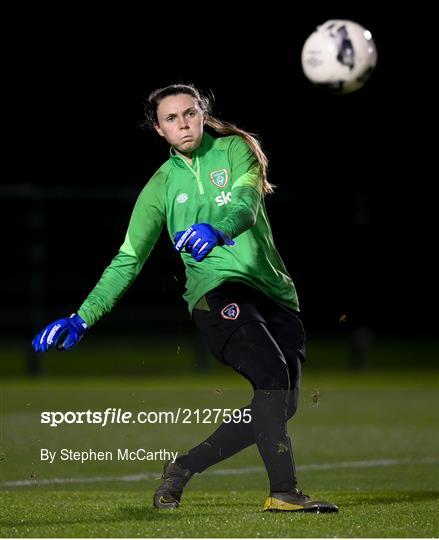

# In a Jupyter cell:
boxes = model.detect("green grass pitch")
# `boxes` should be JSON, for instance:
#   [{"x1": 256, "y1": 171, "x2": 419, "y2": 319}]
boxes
[{"x1": 1, "y1": 370, "x2": 438, "y2": 537}]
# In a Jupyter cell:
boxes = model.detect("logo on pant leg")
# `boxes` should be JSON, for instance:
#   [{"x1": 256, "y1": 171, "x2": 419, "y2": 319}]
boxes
[{"x1": 221, "y1": 303, "x2": 240, "y2": 320}]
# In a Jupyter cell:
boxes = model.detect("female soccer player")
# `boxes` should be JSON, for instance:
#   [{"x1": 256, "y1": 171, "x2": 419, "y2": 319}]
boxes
[{"x1": 32, "y1": 84, "x2": 338, "y2": 513}]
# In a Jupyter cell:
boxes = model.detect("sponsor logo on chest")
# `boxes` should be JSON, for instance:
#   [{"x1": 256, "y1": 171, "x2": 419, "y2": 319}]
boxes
[{"x1": 215, "y1": 191, "x2": 232, "y2": 206}]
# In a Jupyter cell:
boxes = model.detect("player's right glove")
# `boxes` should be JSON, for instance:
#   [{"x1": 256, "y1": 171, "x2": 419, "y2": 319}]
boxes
[
  {"x1": 173, "y1": 223, "x2": 234, "y2": 262},
  {"x1": 32, "y1": 313, "x2": 88, "y2": 353}
]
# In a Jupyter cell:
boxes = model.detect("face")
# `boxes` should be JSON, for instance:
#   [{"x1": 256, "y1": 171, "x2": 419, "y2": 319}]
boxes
[{"x1": 154, "y1": 93, "x2": 205, "y2": 155}]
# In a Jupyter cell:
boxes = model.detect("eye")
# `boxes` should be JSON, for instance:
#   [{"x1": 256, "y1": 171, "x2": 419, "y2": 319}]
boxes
[{"x1": 187, "y1": 110, "x2": 196, "y2": 117}]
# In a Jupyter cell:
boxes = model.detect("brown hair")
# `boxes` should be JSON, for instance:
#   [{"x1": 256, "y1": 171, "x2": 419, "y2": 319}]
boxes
[{"x1": 144, "y1": 83, "x2": 274, "y2": 195}]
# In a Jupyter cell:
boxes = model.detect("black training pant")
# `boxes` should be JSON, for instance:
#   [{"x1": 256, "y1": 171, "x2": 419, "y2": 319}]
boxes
[{"x1": 177, "y1": 281, "x2": 306, "y2": 492}]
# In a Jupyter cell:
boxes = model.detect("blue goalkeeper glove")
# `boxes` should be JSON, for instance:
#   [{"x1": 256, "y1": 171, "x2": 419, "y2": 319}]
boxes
[
  {"x1": 173, "y1": 223, "x2": 235, "y2": 262},
  {"x1": 32, "y1": 313, "x2": 88, "y2": 353}
]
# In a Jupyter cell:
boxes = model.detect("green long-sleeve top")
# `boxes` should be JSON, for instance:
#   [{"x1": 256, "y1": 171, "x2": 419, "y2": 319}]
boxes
[{"x1": 78, "y1": 132, "x2": 299, "y2": 326}]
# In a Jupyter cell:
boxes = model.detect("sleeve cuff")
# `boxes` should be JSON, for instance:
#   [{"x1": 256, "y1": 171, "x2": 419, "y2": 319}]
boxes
[{"x1": 215, "y1": 228, "x2": 235, "y2": 246}]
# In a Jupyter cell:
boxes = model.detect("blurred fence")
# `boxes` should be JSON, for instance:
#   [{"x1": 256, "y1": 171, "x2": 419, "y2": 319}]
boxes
[
  {"x1": 2, "y1": 183, "x2": 195, "y2": 374},
  {"x1": 2, "y1": 184, "x2": 436, "y2": 376},
  {"x1": 2, "y1": 183, "x2": 368, "y2": 334}
]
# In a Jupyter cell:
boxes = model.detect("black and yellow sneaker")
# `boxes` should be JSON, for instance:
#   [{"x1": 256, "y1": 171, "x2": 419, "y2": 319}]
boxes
[
  {"x1": 153, "y1": 460, "x2": 193, "y2": 509},
  {"x1": 263, "y1": 489, "x2": 339, "y2": 513}
]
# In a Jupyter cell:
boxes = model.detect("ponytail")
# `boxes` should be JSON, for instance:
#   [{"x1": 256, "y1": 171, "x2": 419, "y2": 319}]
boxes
[
  {"x1": 145, "y1": 83, "x2": 275, "y2": 196},
  {"x1": 205, "y1": 115, "x2": 274, "y2": 195}
]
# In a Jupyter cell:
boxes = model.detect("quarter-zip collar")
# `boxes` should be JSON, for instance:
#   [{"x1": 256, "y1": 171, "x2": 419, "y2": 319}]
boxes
[
  {"x1": 169, "y1": 132, "x2": 215, "y2": 195},
  {"x1": 169, "y1": 133, "x2": 215, "y2": 195},
  {"x1": 169, "y1": 131, "x2": 215, "y2": 168}
]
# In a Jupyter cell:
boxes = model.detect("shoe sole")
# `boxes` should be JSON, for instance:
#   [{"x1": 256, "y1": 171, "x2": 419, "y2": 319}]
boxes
[
  {"x1": 265, "y1": 506, "x2": 339, "y2": 513},
  {"x1": 264, "y1": 497, "x2": 339, "y2": 513}
]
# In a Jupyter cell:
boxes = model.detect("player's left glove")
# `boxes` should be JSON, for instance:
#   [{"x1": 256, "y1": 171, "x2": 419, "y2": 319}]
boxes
[
  {"x1": 32, "y1": 313, "x2": 88, "y2": 353},
  {"x1": 173, "y1": 223, "x2": 235, "y2": 262}
]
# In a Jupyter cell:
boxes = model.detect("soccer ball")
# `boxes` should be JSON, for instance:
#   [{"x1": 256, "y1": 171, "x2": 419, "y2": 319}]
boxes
[{"x1": 301, "y1": 19, "x2": 377, "y2": 94}]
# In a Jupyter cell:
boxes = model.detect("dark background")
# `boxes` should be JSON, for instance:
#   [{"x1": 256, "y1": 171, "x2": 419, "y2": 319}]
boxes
[{"x1": 0, "y1": 5, "x2": 434, "y2": 374}]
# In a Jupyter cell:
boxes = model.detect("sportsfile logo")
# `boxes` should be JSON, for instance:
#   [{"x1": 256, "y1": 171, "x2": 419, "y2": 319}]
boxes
[{"x1": 215, "y1": 191, "x2": 232, "y2": 207}]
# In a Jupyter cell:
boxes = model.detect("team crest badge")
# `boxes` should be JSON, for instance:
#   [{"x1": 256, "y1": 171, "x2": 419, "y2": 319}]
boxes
[
  {"x1": 221, "y1": 303, "x2": 240, "y2": 320},
  {"x1": 210, "y1": 169, "x2": 229, "y2": 189}
]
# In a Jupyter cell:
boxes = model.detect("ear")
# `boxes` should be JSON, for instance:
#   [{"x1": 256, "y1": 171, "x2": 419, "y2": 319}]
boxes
[{"x1": 154, "y1": 123, "x2": 165, "y2": 138}]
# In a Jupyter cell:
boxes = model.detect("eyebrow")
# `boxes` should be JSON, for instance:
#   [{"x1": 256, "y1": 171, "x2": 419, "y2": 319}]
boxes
[{"x1": 165, "y1": 107, "x2": 196, "y2": 117}]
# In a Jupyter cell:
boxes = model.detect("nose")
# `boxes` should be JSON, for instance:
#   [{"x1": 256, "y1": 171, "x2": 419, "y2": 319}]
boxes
[{"x1": 177, "y1": 115, "x2": 189, "y2": 130}]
